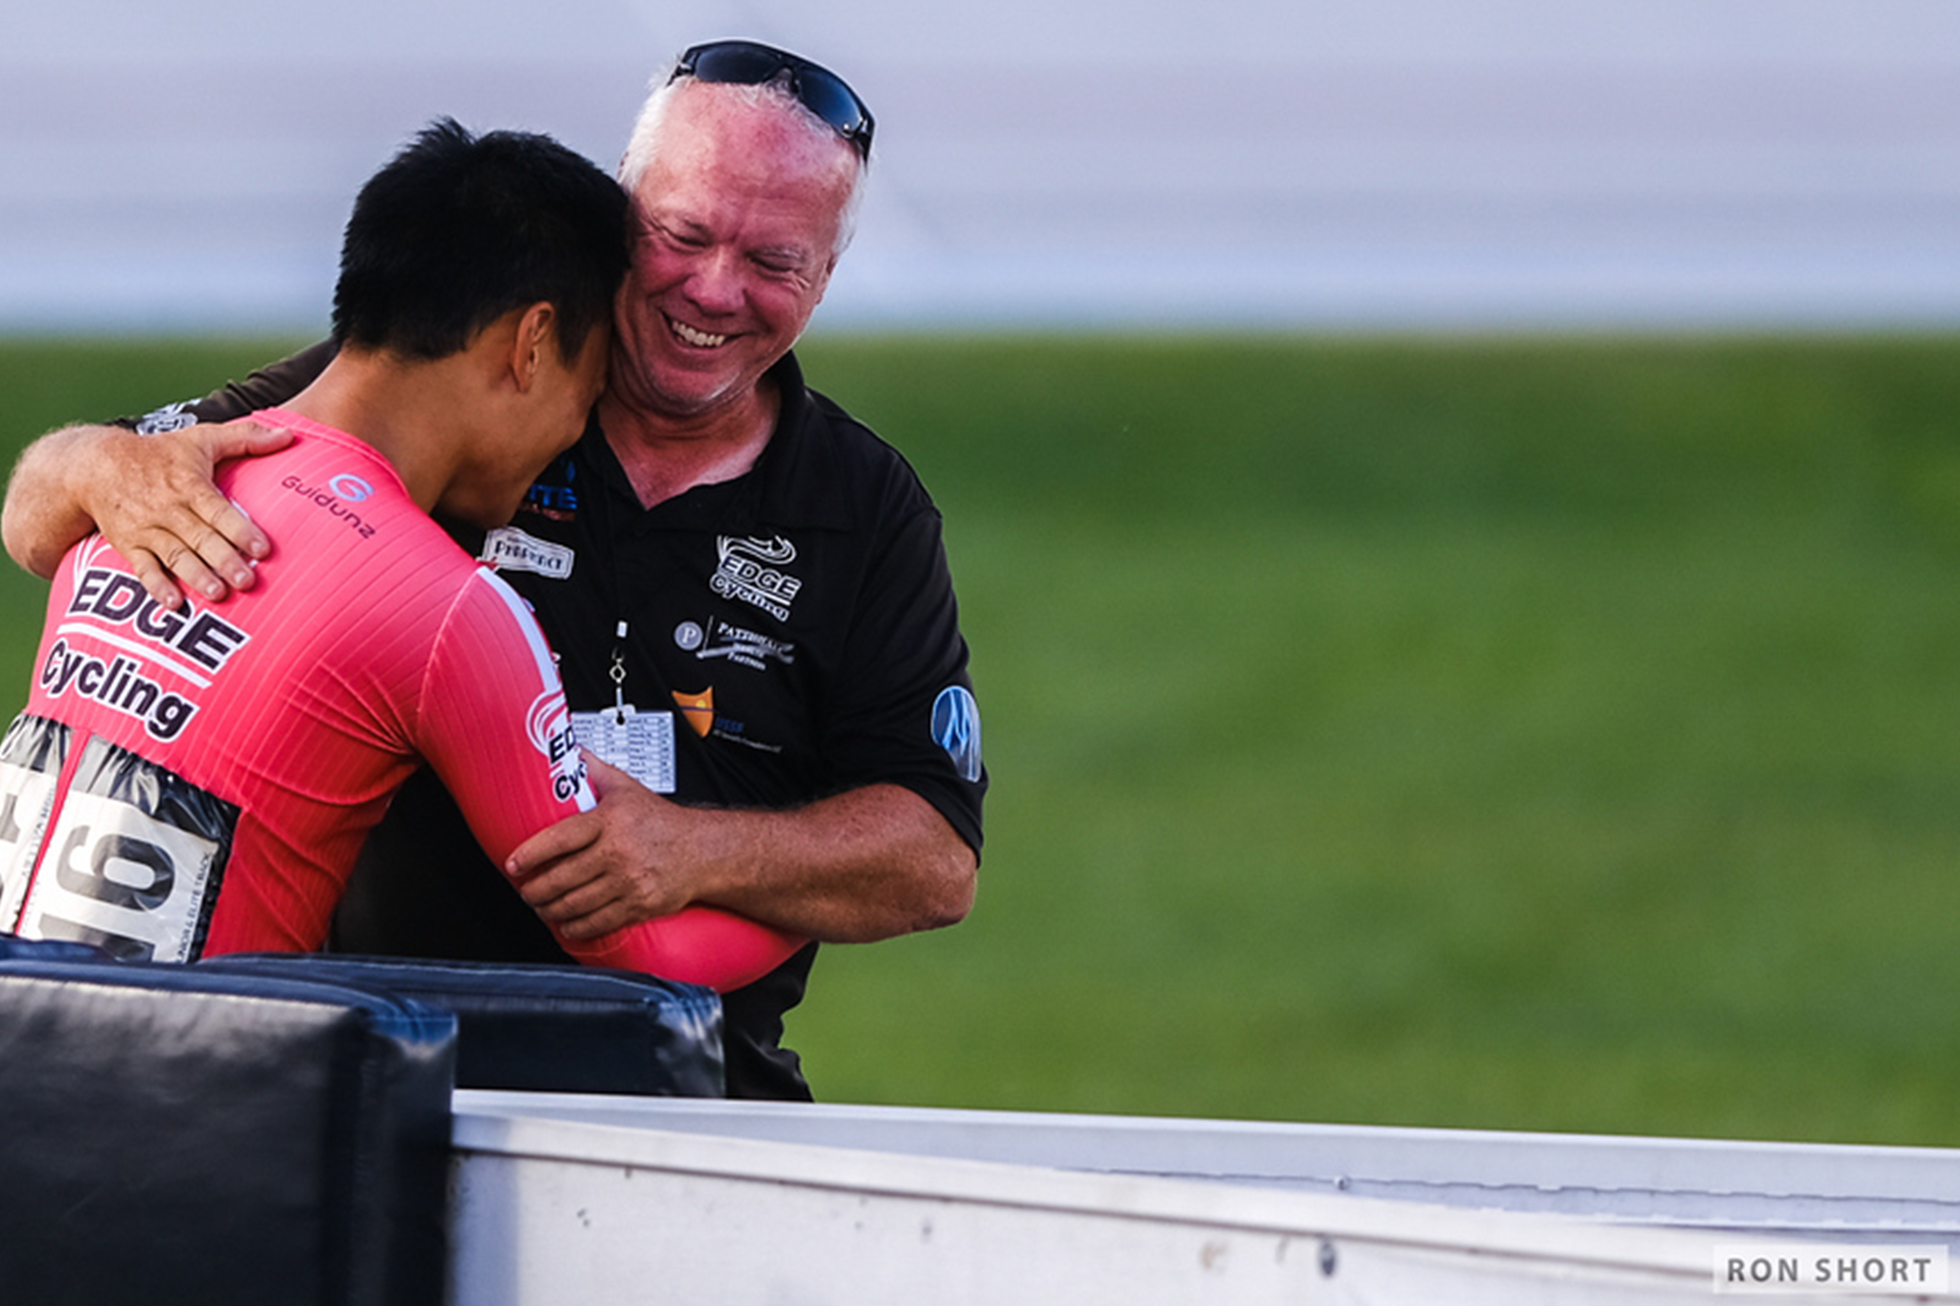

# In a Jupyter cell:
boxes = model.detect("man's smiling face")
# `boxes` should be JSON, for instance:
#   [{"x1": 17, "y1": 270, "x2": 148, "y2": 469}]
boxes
[{"x1": 609, "y1": 81, "x2": 857, "y2": 422}]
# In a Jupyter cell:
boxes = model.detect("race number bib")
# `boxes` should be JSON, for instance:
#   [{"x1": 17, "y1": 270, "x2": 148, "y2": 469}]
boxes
[
  {"x1": 10, "y1": 732, "x2": 238, "y2": 962},
  {"x1": 571, "y1": 705, "x2": 677, "y2": 793},
  {"x1": 0, "y1": 715, "x2": 71, "y2": 928}
]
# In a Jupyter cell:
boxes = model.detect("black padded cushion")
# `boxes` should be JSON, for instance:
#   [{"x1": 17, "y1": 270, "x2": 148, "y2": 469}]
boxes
[
  {"x1": 0, "y1": 943, "x2": 455, "y2": 1306},
  {"x1": 198, "y1": 952, "x2": 726, "y2": 1097}
]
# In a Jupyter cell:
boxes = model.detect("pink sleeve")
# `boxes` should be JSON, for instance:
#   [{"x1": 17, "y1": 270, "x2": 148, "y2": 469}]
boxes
[
  {"x1": 416, "y1": 572, "x2": 592, "y2": 866},
  {"x1": 420, "y1": 571, "x2": 804, "y2": 992},
  {"x1": 563, "y1": 910, "x2": 805, "y2": 992}
]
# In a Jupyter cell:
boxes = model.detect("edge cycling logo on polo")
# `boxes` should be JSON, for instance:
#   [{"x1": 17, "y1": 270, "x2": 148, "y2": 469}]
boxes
[
  {"x1": 932, "y1": 685, "x2": 983, "y2": 783},
  {"x1": 482, "y1": 526, "x2": 575, "y2": 580},
  {"x1": 711, "y1": 535, "x2": 803, "y2": 621}
]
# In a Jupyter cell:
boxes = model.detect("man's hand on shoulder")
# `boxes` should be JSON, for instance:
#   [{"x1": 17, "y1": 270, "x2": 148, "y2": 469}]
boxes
[{"x1": 2, "y1": 418, "x2": 290, "y2": 608}]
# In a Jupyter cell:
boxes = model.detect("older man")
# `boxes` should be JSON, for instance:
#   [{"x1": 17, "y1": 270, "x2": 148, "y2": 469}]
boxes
[{"x1": 2, "y1": 42, "x2": 985, "y2": 1099}]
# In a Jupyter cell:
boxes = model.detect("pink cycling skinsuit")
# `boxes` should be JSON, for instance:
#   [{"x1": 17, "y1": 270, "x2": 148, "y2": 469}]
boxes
[{"x1": 0, "y1": 409, "x2": 798, "y2": 990}]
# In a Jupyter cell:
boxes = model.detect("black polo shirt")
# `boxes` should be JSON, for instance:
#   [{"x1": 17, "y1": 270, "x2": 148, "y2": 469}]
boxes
[{"x1": 130, "y1": 346, "x2": 987, "y2": 1100}]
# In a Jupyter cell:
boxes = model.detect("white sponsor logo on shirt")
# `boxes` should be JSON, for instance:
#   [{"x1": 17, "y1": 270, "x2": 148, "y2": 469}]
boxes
[
  {"x1": 710, "y1": 535, "x2": 802, "y2": 621},
  {"x1": 483, "y1": 526, "x2": 575, "y2": 580}
]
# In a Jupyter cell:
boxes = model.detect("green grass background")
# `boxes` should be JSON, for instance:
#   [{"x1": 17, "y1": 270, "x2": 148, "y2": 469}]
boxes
[{"x1": 3, "y1": 333, "x2": 1958, "y2": 1146}]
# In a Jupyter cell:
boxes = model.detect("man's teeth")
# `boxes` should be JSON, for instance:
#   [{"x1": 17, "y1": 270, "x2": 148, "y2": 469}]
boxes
[{"x1": 671, "y1": 320, "x2": 728, "y2": 348}]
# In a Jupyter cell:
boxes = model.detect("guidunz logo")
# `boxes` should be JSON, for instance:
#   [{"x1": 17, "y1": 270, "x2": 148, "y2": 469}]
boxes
[
  {"x1": 328, "y1": 473, "x2": 374, "y2": 502},
  {"x1": 283, "y1": 471, "x2": 379, "y2": 539}
]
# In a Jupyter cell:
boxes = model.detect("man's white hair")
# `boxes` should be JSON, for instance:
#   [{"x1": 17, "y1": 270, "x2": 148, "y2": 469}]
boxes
[{"x1": 618, "y1": 74, "x2": 867, "y2": 257}]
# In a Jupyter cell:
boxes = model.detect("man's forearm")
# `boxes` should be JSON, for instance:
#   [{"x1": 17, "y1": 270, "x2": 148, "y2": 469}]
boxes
[
  {"x1": 509, "y1": 773, "x2": 978, "y2": 945},
  {"x1": 695, "y1": 784, "x2": 978, "y2": 943},
  {"x1": 2, "y1": 424, "x2": 115, "y2": 578}
]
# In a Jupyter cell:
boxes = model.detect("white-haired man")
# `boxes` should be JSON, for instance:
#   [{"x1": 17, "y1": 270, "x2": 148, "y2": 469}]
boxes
[{"x1": 2, "y1": 42, "x2": 985, "y2": 1100}]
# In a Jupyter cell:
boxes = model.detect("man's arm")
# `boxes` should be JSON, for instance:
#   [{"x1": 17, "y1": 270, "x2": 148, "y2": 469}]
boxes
[
  {"x1": 3, "y1": 422, "x2": 286, "y2": 605},
  {"x1": 506, "y1": 760, "x2": 978, "y2": 945},
  {"x1": 2, "y1": 341, "x2": 333, "y2": 605},
  {"x1": 513, "y1": 468, "x2": 984, "y2": 947},
  {"x1": 426, "y1": 578, "x2": 808, "y2": 990}
]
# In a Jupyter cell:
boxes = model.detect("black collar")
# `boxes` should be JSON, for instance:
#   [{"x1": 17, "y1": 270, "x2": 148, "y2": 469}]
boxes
[{"x1": 582, "y1": 349, "x2": 858, "y2": 532}]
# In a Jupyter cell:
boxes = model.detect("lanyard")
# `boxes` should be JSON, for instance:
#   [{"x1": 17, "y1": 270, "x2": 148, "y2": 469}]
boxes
[
  {"x1": 568, "y1": 435, "x2": 682, "y2": 792},
  {"x1": 583, "y1": 441, "x2": 638, "y2": 720},
  {"x1": 608, "y1": 621, "x2": 630, "y2": 723}
]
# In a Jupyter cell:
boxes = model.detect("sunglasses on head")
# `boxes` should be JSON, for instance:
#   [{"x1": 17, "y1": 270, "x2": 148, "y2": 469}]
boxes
[{"x1": 669, "y1": 40, "x2": 875, "y2": 160}]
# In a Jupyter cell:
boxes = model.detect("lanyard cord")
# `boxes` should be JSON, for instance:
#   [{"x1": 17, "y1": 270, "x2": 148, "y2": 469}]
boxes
[
  {"x1": 581, "y1": 436, "x2": 636, "y2": 726},
  {"x1": 608, "y1": 621, "x2": 629, "y2": 723},
  {"x1": 582, "y1": 401, "x2": 776, "y2": 728}
]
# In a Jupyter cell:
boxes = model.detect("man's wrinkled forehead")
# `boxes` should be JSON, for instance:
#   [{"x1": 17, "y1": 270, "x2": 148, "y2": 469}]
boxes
[
  {"x1": 665, "y1": 78, "x2": 855, "y2": 168},
  {"x1": 638, "y1": 86, "x2": 854, "y2": 207},
  {"x1": 621, "y1": 77, "x2": 864, "y2": 259}
]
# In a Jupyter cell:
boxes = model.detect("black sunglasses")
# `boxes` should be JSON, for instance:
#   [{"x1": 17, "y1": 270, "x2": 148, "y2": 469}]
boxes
[{"x1": 670, "y1": 40, "x2": 875, "y2": 160}]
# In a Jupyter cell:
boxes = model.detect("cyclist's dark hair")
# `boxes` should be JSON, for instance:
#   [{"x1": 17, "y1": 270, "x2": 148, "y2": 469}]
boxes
[{"x1": 332, "y1": 117, "x2": 630, "y2": 361}]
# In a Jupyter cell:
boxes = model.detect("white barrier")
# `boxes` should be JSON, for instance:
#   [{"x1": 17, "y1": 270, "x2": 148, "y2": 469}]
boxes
[{"x1": 449, "y1": 1094, "x2": 1960, "y2": 1304}]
